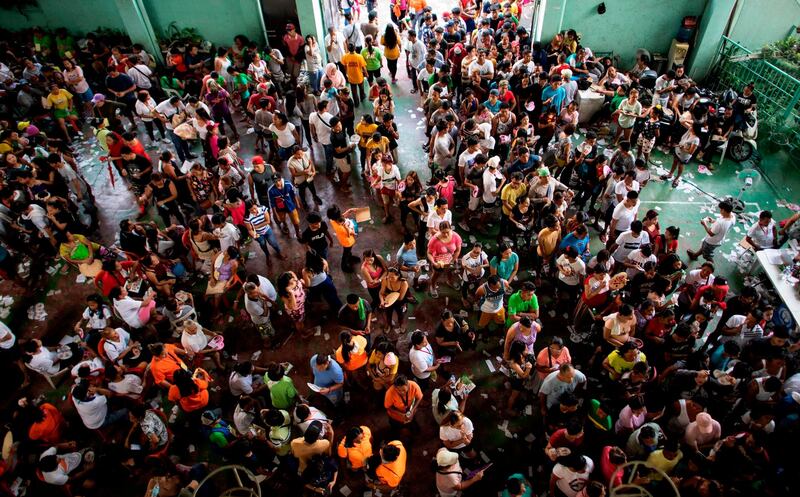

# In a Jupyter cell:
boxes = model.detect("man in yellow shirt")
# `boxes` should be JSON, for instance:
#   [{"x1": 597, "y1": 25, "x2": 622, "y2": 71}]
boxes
[
  {"x1": 340, "y1": 43, "x2": 367, "y2": 106},
  {"x1": 290, "y1": 420, "x2": 333, "y2": 473},
  {"x1": 500, "y1": 172, "x2": 527, "y2": 236}
]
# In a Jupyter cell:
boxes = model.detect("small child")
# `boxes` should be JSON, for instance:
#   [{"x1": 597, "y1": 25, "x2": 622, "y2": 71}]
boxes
[
  {"x1": 634, "y1": 158, "x2": 651, "y2": 188},
  {"x1": 74, "y1": 294, "x2": 112, "y2": 348}
]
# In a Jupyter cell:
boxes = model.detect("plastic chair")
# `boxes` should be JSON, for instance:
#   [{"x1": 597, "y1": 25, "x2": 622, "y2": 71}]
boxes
[{"x1": 24, "y1": 363, "x2": 69, "y2": 389}]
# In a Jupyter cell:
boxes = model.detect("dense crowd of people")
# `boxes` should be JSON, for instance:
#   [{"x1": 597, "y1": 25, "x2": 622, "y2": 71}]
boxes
[{"x1": 0, "y1": 1, "x2": 799, "y2": 496}]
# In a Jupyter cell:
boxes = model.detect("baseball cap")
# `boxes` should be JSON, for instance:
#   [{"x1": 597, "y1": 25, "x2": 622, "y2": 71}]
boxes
[
  {"x1": 271, "y1": 173, "x2": 282, "y2": 181},
  {"x1": 489, "y1": 89, "x2": 500, "y2": 96},
  {"x1": 91, "y1": 93, "x2": 106, "y2": 104},
  {"x1": 251, "y1": 156, "x2": 265, "y2": 165},
  {"x1": 538, "y1": 167, "x2": 550, "y2": 177},
  {"x1": 384, "y1": 352, "x2": 397, "y2": 366}
]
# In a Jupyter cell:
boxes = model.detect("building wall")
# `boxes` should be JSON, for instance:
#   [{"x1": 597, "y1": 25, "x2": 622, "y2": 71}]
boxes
[
  {"x1": 727, "y1": 0, "x2": 800, "y2": 50},
  {"x1": 2, "y1": 0, "x2": 126, "y2": 34},
  {"x1": 540, "y1": 0, "x2": 709, "y2": 68},
  {"x1": 142, "y1": 0, "x2": 265, "y2": 47}
]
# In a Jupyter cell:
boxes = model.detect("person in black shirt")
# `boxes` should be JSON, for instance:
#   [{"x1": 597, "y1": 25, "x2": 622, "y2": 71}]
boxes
[
  {"x1": 697, "y1": 107, "x2": 735, "y2": 167},
  {"x1": 732, "y1": 83, "x2": 757, "y2": 129},
  {"x1": 329, "y1": 117, "x2": 354, "y2": 192},
  {"x1": 301, "y1": 212, "x2": 334, "y2": 260},
  {"x1": 120, "y1": 146, "x2": 152, "y2": 195},
  {"x1": 377, "y1": 113, "x2": 399, "y2": 163},
  {"x1": 435, "y1": 309, "x2": 476, "y2": 356},
  {"x1": 338, "y1": 293, "x2": 372, "y2": 345}
]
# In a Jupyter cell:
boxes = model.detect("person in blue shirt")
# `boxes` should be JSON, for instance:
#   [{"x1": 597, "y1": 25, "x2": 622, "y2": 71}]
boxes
[
  {"x1": 268, "y1": 174, "x2": 303, "y2": 238},
  {"x1": 483, "y1": 89, "x2": 502, "y2": 114},
  {"x1": 506, "y1": 146, "x2": 540, "y2": 176},
  {"x1": 501, "y1": 473, "x2": 532, "y2": 497},
  {"x1": 396, "y1": 233, "x2": 420, "y2": 288},
  {"x1": 541, "y1": 75, "x2": 566, "y2": 114},
  {"x1": 310, "y1": 353, "x2": 344, "y2": 408},
  {"x1": 560, "y1": 224, "x2": 591, "y2": 260}
]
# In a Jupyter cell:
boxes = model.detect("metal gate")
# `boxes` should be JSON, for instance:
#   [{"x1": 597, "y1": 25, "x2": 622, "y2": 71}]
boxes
[{"x1": 708, "y1": 36, "x2": 800, "y2": 153}]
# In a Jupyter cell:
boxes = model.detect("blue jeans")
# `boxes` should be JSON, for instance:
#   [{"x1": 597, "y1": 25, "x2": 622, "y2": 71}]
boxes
[
  {"x1": 168, "y1": 129, "x2": 190, "y2": 162},
  {"x1": 256, "y1": 229, "x2": 282, "y2": 257},
  {"x1": 309, "y1": 69, "x2": 323, "y2": 93}
]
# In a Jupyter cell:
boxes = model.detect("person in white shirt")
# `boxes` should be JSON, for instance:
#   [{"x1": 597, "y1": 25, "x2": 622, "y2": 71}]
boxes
[
  {"x1": 611, "y1": 221, "x2": 650, "y2": 264},
  {"x1": 71, "y1": 381, "x2": 126, "y2": 430},
  {"x1": 74, "y1": 295, "x2": 112, "y2": 336},
  {"x1": 408, "y1": 331, "x2": 439, "y2": 390},
  {"x1": 243, "y1": 282, "x2": 275, "y2": 337},
  {"x1": 180, "y1": 319, "x2": 223, "y2": 370},
  {"x1": 551, "y1": 454, "x2": 594, "y2": 497},
  {"x1": 156, "y1": 95, "x2": 192, "y2": 162},
  {"x1": 482, "y1": 158, "x2": 505, "y2": 205},
  {"x1": 126, "y1": 58, "x2": 153, "y2": 90},
  {"x1": 135, "y1": 90, "x2": 168, "y2": 144},
  {"x1": 342, "y1": 14, "x2": 365, "y2": 52},
  {"x1": 746, "y1": 210, "x2": 778, "y2": 251},
  {"x1": 624, "y1": 244, "x2": 657, "y2": 279},
  {"x1": 325, "y1": 27, "x2": 346, "y2": 66},
  {"x1": 100, "y1": 327, "x2": 141, "y2": 365},
  {"x1": 211, "y1": 214, "x2": 241, "y2": 253},
  {"x1": 439, "y1": 410, "x2": 476, "y2": 457},
  {"x1": 309, "y1": 101, "x2": 335, "y2": 172},
  {"x1": 607, "y1": 190, "x2": 640, "y2": 238},
  {"x1": 109, "y1": 287, "x2": 157, "y2": 329},
  {"x1": 293, "y1": 403, "x2": 329, "y2": 435},
  {"x1": 229, "y1": 360, "x2": 268, "y2": 397},
  {"x1": 614, "y1": 171, "x2": 640, "y2": 204},
  {"x1": 38, "y1": 447, "x2": 85, "y2": 486},
  {"x1": 405, "y1": 31, "x2": 427, "y2": 94},
  {"x1": 23, "y1": 339, "x2": 62, "y2": 375},
  {"x1": 0, "y1": 320, "x2": 17, "y2": 351},
  {"x1": 721, "y1": 311, "x2": 764, "y2": 346},
  {"x1": 467, "y1": 49, "x2": 494, "y2": 82},
  {"x1": 426, "y1": 198, "x2": 452, "y2": 235},
  {"x1": 688, "y1": 200, "x2": 736, "y2": 261},
  {"x1": 556, "y1": 246, "x2": 586, "y2": 289}
]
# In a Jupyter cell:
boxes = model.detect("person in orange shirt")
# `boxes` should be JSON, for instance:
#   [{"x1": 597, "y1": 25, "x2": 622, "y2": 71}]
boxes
[
  {"x1": 327, "y1": 206, "x2": 360, "y2": 273},
  {"x1": 384, "y1": 375, "x2": 423, "y2": 429},
  {"x1": 167, "y1": 368, "x2": 210, "y2": 413},
  {"x1": 335, "y1": 331, "x2": 368, "y2": 371},
  {"x1": 370, "y1": 440, "x2": 407, "y2": 490},
  {"x1": 25, "y1": 402, "x2": 65, "y2": 444},
  {"x1": 149, "y1": 342, "x2": 188, "y2": 388},
  {"x1": 337, "y1": 425, "x2": 373, "y2": 470}
]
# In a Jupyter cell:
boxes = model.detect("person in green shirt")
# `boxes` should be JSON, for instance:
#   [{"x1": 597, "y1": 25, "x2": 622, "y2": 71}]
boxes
[
  {"x1": 265, "y1": 362, "x2": 298, "y2": 409},
  {"x1": 506, "y1": 281, "x2": 539, "y2": 325},
  {"x1": 54, "y1": 28, "x2": 76, "y2": 59},
  {"x1": 32, "y1": 27, "x2": 54, "y2": 58},
  {"x1": 228, "y1": 66, "x2": 252, "y2": 107},
  {"x1": 361, "y1": 36, "x2": 383, "y2": 84}
]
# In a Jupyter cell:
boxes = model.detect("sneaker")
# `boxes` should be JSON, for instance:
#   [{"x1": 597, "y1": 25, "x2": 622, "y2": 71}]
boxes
[
  {"x1": 430, "y1": 286, "x2": 439, "y2": 298},
  {"x1": 161, "y1": 138, "x2": 171, "y2": 144},
  {"x1": 457, "y1": 221, "x2": 470, "y2": 232}
]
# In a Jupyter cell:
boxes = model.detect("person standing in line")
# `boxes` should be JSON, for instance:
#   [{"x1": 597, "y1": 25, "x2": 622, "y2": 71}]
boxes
[{"x1": 341, "y1": 44, "x2": 368, "y2": 106}]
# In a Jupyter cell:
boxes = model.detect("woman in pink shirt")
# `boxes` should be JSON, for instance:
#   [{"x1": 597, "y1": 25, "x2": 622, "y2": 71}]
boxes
[{"x1": 426, "y1": 221, "x2": 462, "y2": 298}]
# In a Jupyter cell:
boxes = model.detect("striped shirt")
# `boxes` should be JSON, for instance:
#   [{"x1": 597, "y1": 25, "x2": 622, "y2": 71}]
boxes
[{"x1": 245, "y1": 206, "x2": 272, "y2": 235}]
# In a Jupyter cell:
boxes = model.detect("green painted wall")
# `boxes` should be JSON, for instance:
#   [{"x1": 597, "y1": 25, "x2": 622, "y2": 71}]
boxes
[
  {"x1": 540, "y1": 0, "x2": 708, "y2": 68},
  {"x1": 727, "y1": 0, "x2": 800, "y2": 51},
  {"x1": 688, "y1": 0, "x2": 736, "y2": 80},
  {"x1": 142, "y1": 0, "x2": 264, "y2": 46},
  {"x1": 1, "y1": 0, "x2": 125, "y2": 34}
]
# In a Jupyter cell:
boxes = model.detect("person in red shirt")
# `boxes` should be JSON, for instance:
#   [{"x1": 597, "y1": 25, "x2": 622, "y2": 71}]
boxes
[
  {"x1": 282, "y1": 23, "x2": 305, "y2": 82},
  {"x1": 96, "y1": 259, "x2": 139, "y2": 297},
  {"x1": 690, "y1": 277, "x2": 729, "y2": 313},
  {"x1": 545, "y1": 418, "x2": 585, "y2": 461}
]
